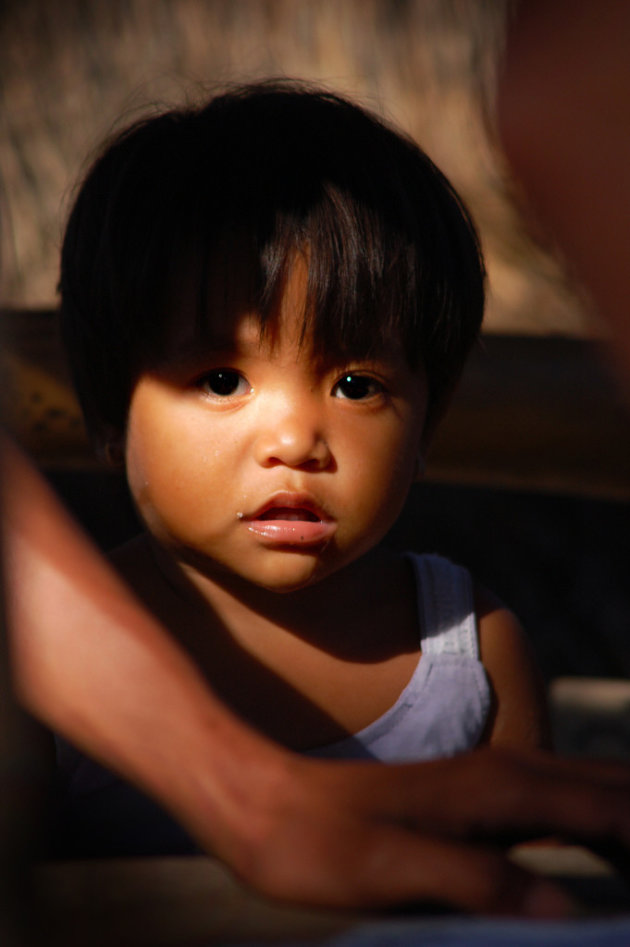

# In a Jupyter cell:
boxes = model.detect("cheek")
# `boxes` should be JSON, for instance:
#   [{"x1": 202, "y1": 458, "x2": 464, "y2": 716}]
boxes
[
  {"x1": 125, "y1": 393, "x2": 215, "y2": 531},
  {"x1": 369, "y1": 443, "x2": 418, "y2": 519},
  {"x1": 343, "y1": 416, "x2": 421, "y2": 521}
]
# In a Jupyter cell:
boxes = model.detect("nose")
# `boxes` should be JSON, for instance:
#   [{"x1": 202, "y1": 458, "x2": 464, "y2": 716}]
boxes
[{"x1": 254, "y1": 396, "x2": 332, "y2": 471}]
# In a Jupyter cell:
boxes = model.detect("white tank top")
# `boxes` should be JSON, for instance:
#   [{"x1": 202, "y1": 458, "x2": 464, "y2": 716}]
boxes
[
  {"x1": 52, "y1": 554, "x2": 491, "y2": 857},
  {"x1": 306, "y1": 554, "x2": 491, "y2": 762}
]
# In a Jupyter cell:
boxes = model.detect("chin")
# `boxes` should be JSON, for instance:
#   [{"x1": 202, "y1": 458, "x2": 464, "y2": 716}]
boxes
[
  {"x1": 179, "y1": 544, "x2": 338, "y2": 595},
  {"x1": 251, "y1": 568, "x2": 324, "y2": 594},
  {"x1": 245, "y1": 554, "x2": 334, "y2": 594}
]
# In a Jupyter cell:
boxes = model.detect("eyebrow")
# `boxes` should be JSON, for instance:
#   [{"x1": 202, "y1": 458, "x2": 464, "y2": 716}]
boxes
[
  {"x1": 162, "y1": 323, "x2": 267, "y2": 365},
  {"x1": 159, "y1": 318, "x2": 408, "y2": 373}
]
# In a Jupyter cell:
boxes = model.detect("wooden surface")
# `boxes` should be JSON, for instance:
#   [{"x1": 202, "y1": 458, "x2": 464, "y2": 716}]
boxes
[
  {"x1": 551, "y1": 677, "x2": 630, "y2": 760},
  {"x1": 33, "y1": 846, "x2": 630, "y2": 947},
  {"x1": 36, "y1": 856, "x2": 359, "y2": 946},
  {"x1": 2, "y1": 309, "x2": 629, "y2": 497}
]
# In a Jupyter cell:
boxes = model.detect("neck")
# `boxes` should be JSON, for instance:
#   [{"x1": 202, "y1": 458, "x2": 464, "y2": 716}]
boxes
[
  {"x1": 144, "y1": 535, "x2": 412, "y2": 662},
  {"x1": 113, "y1": 532, "x2": 420, "y2": 749}
]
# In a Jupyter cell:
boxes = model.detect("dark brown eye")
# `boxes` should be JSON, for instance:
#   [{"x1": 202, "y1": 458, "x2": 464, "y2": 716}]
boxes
[
  {"x1": 332, "y1": 374, "x2": 383, "y2": 400},
  {"x1": 199, "y1": 369, "x2": 250, "y2": 397}
]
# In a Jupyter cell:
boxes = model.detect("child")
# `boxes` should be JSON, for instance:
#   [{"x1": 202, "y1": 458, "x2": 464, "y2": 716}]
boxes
[{"x1": 53, "y1": 79, "x2": 549, "y2": 857}]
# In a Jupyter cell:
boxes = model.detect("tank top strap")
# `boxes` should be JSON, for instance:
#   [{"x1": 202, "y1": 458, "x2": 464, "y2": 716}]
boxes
[{"x1": 408, "y1": 553, "x2": 479, "y2": 659}]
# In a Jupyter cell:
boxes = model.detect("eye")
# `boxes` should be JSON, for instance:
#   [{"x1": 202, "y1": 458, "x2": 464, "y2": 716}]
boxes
[
  {"x1": 332, "y1": 373, "x2": 384, "y2": 401},
  {"x1": 197, "y1": 369, "x2": 250, "y2": 398}
]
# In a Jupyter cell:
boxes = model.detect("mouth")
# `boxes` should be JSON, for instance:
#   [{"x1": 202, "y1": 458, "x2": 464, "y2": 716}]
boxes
[
  {"x1": 258, "y1": 507, "x2": 320, "y2": 522},
  {"x1": 242, "y1": 495, "x2": 335, "y2": 546}
]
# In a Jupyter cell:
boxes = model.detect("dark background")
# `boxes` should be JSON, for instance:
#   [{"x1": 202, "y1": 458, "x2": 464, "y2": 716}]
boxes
[{"x1": 47, "y1": 468, "x2": 630, "y2": 684}]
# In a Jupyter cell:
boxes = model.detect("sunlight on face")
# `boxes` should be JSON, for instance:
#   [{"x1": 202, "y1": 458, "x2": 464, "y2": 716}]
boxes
[{"x1": 125, "y1": 259, "x2": 429, "y2": 594}]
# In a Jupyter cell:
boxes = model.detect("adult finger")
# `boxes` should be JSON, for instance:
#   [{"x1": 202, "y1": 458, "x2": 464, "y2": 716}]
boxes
[
  {"x1": 381, "y1": 749, "x2": 630, "y2": 847},
  {"x1": 285, "y1": 822, "x2": 575, "y2": 917}
]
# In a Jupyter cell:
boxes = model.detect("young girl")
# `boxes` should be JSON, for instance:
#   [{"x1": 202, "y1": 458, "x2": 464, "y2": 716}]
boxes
[{"x1": 53, "y1": 80, "x2": 549, "y2": 856}]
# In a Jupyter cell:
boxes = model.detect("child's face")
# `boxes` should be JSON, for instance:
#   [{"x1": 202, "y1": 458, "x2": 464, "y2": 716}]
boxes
[{"x1": 124, "y1": 260, "x2": 428, "y2": 593}]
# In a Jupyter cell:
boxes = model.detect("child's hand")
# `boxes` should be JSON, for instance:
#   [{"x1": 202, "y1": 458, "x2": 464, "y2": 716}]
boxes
[{"x1": 180, "y1": 741, "x2": 630, "y2": 917}]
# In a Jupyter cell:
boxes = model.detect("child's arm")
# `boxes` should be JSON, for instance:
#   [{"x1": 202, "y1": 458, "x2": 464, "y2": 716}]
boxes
[
  {"x1": 476, "y1": 587, "x2": 552, "y2": 750},
  {"x1": 6, "y1": 439, "x2": 630, "y2": 916}
]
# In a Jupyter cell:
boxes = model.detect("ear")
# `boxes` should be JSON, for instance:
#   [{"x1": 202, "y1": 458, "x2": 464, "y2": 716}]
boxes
[
  {"x1": 415, "y1": 379, "x2": 460, "y2": 480},
  {"x1": 96, "y1": 427, "x2": 125, "y2": 468},
  {"x1": 413, "y1": 407, "x2": 439, "y2": 483},
  {"x1": 413, "y1": 449, "x2": 427, "y2": 482},
  {"x1": 104, "y1": 441, "x2": 125, "y2": 468}
]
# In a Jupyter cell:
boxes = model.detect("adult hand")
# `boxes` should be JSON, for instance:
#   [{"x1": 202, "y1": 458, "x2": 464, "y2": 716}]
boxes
[
  {"x1": 5, "y1": 439, "x2": 630, "y2": 919},
  {"x1": 175, "y1": 736, "x2": 630, "y2": 918}
]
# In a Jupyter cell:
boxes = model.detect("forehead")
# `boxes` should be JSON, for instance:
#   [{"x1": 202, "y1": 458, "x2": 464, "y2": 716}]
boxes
[
  {"x1": 161, "y1": 253, "x2": 307, "y2": 354},
  {"x1": 158, "y1": 253, "x2": 406, "y2": 366}
]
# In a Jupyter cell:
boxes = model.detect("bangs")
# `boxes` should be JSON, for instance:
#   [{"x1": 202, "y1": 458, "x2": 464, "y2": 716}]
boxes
[
  {"x1": 161, "y1": 187, "x2": 420, "y2": 366},
  {"x1": 60, "y1": 80, "x2": 484, "y2": 440}
]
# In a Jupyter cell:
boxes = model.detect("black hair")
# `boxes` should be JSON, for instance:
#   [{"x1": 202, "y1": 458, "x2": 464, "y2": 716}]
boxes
[{"x1": 59, "y1": 79, "x2": 485, "y2": 444}]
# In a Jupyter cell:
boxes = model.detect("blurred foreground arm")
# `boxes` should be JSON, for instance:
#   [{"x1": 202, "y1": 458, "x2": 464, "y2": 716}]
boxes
[
  {"x1": 3, "y1": 438, "x2": 630, "y2": 917},
  {"x1": 497, "y1": 0, "x2": 630, "y2": 379}
]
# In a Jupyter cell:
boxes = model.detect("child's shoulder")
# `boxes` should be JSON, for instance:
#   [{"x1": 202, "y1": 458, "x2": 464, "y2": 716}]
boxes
[
  {"x1": 405, "y1": 552, "x2": 550, "y2": 751},
  {"x1": 474, "y1": 583, "x2": 551, "y2": 751}
]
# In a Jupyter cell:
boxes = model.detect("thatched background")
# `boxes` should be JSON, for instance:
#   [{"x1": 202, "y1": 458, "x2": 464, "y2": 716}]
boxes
[
  {"x1": 2, "y1": 0, "x2": 630, "y2": 687},
  {"x1": 0, "y1": 0, "x2": 591, "y2": 336}
]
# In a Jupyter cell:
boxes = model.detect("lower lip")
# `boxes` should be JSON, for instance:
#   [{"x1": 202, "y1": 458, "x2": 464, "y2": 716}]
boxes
[{"x1": 245, "y1": 519, "x2": 336, "y2": 545}]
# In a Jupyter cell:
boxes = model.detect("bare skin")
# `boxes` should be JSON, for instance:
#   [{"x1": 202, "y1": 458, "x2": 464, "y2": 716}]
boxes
[
  {"x1": 109, "y1": 260, "x2": 549, "y2": 755},
  {"x1": 3, "y1": 6, "x2": 630, "y2": 919},
  {"x1": 9, "y1": 29, "x2": 630, "y2": 904},
  {"x1": 5, "y1": 438, "x2": 630, "y2": 918},
  {"x1": 110, "y1": 531, "x2": 549, "y2": 753}
]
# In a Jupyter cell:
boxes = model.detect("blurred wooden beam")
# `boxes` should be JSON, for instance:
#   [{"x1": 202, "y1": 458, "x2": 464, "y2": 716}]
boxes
[
  {"x1": 2, "y1": 309, "x2": 92, "y2": 467},
  {"x1": 430, "y1": 334, "x2": 630, "y2": 499},
  {"x1": 2, "y1": 309, "x2": 630, "y2": 498}
]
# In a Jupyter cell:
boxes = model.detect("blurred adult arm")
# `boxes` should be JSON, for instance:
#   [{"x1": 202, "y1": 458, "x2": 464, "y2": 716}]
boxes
[
  {"x1": 4, "y1": 437, "x2": 630, "y2": 917},
  {"x1": 497, "y1": 0, "x2": 630, "y2": 379}
]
